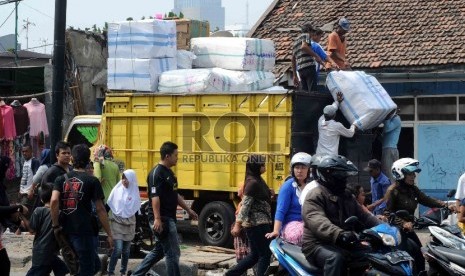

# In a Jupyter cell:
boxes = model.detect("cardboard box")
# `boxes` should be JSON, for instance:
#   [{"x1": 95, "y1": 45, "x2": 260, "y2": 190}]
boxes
[{"x1": 173, "y1": 19, "x2": 210, "y2": 50}]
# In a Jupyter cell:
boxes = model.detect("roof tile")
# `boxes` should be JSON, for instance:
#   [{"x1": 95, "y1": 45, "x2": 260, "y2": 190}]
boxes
[{"x1": 250, "y1": 0, "x2": 465, "y2": 70}]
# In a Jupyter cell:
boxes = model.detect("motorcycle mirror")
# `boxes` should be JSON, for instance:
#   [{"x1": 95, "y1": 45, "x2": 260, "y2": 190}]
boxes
[
  {"x1": 447, "y1": 189, "x2": 456, "y2": 198},
  {"x1": 344, "y1": 216, "x2": 359, "y2": 226}
]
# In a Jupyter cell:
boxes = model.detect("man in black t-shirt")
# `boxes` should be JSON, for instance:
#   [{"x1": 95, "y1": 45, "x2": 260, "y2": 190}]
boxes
[
  {"x1": 51, "y1": 144, "x2": 114, "y2": 276},
  {"x1": 41, "y1": 141, "x2": 72, "y2": 187},
  {"x1": 131, "y1": 141, "x2": 198, "y2": 276}
]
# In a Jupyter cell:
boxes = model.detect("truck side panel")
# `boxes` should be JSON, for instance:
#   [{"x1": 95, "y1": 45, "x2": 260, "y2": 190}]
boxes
[{"x1": 102, "y1": 93, "x2": 292, "y2": 193}]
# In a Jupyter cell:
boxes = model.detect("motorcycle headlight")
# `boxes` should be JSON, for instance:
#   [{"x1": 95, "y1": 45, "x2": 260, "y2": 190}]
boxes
[{"x1": 379, "y1": 231, "x2": 402, "y2": 246}]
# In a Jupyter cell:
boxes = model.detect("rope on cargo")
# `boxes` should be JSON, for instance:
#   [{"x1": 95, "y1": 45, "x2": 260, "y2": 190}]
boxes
[{"x1": 0, "y1": 90, "x2": 52, "y2": 99}]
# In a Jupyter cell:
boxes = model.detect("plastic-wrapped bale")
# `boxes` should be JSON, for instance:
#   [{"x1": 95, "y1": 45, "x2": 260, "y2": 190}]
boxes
[
  {"x1": 108, "y1": 19, "x2": 176, "y2": 59},
  {"x1": 326, "y1": 71, "x2": 397, "y2": 130},
  {"x1": 191, "y1": 37, "x2": 276, "y2": 71},
  {"x1": 158, "y1": 68, "x2": 275, "y2": 93},
  {"x1": 107, "y1": 58, "x2": 177, "y2": 92},
  {"x1": 177, "y1": 50, "x2": 197, "y2": 69}
]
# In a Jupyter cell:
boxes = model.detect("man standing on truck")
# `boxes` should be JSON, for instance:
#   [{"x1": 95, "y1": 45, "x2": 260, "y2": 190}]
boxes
[
  {"x1": 130, "y1": 141, "x2": 198, "y2": 276},
  {"x1": 326, "y1": 17, "x2": 351, "y2": 70},
  {"x1": 381, "y1": 109, "x2": 401, "y2": 181},
  {"x1": 316, "y1": 92, "x2": 356, "y2": 156},
  {"x1": 292, "y1": 23, "x2": 325, "y2": 92}
]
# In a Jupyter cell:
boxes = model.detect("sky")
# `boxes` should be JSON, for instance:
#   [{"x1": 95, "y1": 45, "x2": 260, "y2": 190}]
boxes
[{"x1": 0, "y1": 0, "x2": 274, "y2": 54}]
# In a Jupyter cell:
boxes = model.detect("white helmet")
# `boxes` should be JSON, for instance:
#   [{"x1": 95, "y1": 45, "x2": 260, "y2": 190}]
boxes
[
  {"x1": 291, "y1": 152, "x2": 312, "y2": 168},
  {"x1": 391, "y1": 158, "x2": 421, "y2": 181}
]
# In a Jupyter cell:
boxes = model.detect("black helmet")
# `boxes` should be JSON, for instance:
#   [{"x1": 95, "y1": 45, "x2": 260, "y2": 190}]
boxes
[
  {"x1": 316, "y1": 155, "x2": 358, "y2": 185},
  {"x1": 310, "y1": 154, "x2": 324, "y2": 179}
]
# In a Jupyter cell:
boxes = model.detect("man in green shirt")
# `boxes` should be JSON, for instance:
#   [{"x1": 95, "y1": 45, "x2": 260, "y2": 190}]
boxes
[{"x1": 93, "y1": 145, "x2": 120, "y2": 200}]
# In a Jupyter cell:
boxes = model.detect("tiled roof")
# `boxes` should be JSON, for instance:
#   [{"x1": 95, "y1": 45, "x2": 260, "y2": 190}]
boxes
[
  {"x1": 0, "y1": 50, "x2": 51, "y2": 59},
  {"x1": 250, "y1": 0, "x2": 465, "y2": 70}
]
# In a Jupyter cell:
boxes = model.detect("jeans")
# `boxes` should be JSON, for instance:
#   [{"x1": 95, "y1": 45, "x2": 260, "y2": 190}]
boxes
[
  {"x1": 68, "y1": 235, "x2": 101, "y2": 276},
  {"x1": 382, "y1": 147, "x2": 399, "y2": 181},
  {"x1": 108, "y1": 239, "x2": 131, "y2": 275},
  {"x1": 132, "y1": 218, "x2": 180, "y2": 276},
  {"x1": 298, "y1": 66, "x2": 317, "y2": 93},
  {"x1": 226, "y1": 224, "x2": 272, "y2": 276},
  {"x1": 26, "y1": 255, "x2": 69, "y2": 276}
]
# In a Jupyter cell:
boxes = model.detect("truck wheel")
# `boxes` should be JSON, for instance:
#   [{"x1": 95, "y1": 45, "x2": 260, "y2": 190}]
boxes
[{"x1": 198, "y1": 201, "x2": 235, "y2": 247}]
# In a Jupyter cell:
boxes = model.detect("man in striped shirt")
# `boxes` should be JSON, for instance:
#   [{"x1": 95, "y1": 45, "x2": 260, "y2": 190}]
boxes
[{"x1": 292, "y1": 24, "x2": 324, "y2": 92}]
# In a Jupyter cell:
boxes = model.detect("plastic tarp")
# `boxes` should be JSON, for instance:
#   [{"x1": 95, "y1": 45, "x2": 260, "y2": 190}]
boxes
[
  {"x1": 108, "y1": 19, "x2": 176, "y2": 59},
  {"x1": 158, "y1": 68, "x2": 275, "y2": 93},
  {"x1": 177, "y1": 50, "x2": 197, "y2": 69},
  {"x1": 191, "y1": 37, "x2": 276, "y2": 71},
  {"x1": 326, "y1": 71, "x2": 397, "y2": 130},
  {"x1": 107, "y1": 58, "x2": 177, "y2": 92}
]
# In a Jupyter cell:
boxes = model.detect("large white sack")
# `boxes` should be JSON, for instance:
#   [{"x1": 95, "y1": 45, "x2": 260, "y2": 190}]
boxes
[
  {"x1": 326, "y1": 71, "x2": 397, "y2": 130},
  {"x1": 191, "y1": 37, "x2": 275, "y2": 71},
  {"x1": 107, "y1": 58, "x2": 177, "y2": 92},
  {"x1": 158, "y1": 68, "x2": 275, "y2": 93},
  {"x1": 177, "y1": 50, "x2": 197, "y2": 69},
  {"x1": 108, "y1": 20, "x2": 176, "y2": 59}
]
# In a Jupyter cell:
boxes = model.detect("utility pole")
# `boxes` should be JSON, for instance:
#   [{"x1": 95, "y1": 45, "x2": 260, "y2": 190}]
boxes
[
  {"x1": 50, "y1": 0, "x2": 67, "y2": 163},
  {"x1": 40, "y1": 38, "x2": 48, "y2": 54},
  {"x1": 246, "y1": 0, "x2": 249, "y2": 28},
  {"x1": 23, "y1": 18, "x2": 35, "y2": 50},
  {"x1": 14, "y1": 1, "x2": 18, "y2": 65}
]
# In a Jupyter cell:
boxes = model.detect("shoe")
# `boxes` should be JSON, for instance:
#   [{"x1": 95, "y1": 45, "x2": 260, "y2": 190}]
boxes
[{"x1": 126, "y1": 271, "x2": 132, "y2": 276}]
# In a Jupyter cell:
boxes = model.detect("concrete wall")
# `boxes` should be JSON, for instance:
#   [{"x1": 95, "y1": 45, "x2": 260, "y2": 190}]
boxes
[{"x1": 66, "y1": 30, "x2": 107, "y2": 115}]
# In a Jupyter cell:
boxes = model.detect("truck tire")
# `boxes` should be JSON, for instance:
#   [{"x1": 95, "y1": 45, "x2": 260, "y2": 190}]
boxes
[{"x1": 198, "y1": 201, "x2": 235, "y2": 247}]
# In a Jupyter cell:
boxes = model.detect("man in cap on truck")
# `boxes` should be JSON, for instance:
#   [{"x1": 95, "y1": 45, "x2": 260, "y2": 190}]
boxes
[
  {"x1": 316, "y1": 92, "x2": 356, "y2": 156},
  {"x1": 327, "y1": 17, "x2": 351, "y2": 70}
]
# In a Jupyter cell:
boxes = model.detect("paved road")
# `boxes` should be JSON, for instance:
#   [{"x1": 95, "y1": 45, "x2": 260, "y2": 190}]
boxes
[{"x1": 5, "y1": 231, "x2": 238, "y2": 276}]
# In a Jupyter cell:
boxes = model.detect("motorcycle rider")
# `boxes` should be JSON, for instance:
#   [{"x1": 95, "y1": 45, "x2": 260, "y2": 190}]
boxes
[
  {"x1": 302, "y1": 154, "x2": 381, "y2": 275},
  {"x1": 384, "y1": 158, "x2": 454, "y2": 274}
]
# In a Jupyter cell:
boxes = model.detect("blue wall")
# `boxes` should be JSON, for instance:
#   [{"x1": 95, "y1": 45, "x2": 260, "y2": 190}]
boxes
[{"x1": 384, "y1": 81, "x2": 465, "y2": 97}]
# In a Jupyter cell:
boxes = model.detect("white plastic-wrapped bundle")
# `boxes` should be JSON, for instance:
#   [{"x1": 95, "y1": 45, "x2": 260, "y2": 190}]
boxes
[
  {"x1": 191, "y1": 37, "x2": 276, "y2": 71},
  {"x1": 107, "y1": 58, "x2": 177, "y2": 92},
  {"x1": 158, "y1": 68, "x2": 275, "y2": 93},
  {"x1": 326, "y1": 71, "x2": 397, "y2": 130},
  {"x1": 108, "y1": 19, "x2": 176, "y2": 59},
  {"x1": 177, "y1": 50, "x2": 197, "y2": 69}
]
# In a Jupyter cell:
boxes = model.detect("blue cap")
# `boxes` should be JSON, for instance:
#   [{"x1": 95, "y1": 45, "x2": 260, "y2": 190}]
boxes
[{"x1": 338, "y1": 18, "x2": 350, "y2": 31}]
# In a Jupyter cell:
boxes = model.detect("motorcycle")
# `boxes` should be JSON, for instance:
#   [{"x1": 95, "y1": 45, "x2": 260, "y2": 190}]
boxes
[
  {"x1": 131, "y1": 200, "x2": 154, "y2": 256},
  {"x1": 422, "y1": 225, "x2": 465, "y2": 276},
  {"x1": 415, "y1": 189, "x2": 463, "y2": 239},
  {"x1": 269, "y1": 213, "x2": 413, "y2": 276}
]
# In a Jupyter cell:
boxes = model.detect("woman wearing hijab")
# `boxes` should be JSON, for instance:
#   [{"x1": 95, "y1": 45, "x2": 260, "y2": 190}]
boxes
[
  {"x1": 227, "y1": 155, "x2": 273, "y2": 276},
  {"x1": 106, "y1": 169, "x2": 141, "y2": 276}
]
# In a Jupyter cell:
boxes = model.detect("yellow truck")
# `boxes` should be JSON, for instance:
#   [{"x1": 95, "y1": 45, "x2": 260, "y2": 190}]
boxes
[{"x1": 64, "y1": 91, "x2": 369, "y2": 247}]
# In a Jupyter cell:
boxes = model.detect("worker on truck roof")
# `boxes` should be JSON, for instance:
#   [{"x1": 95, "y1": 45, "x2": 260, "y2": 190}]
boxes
[{"x1": 316, "y1": 92, "x2": 356, "y2": 156}]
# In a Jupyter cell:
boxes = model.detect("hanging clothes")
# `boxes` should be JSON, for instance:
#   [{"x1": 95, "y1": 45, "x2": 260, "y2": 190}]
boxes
[
  {"x1": 11, "y1": 104, "x2": 29, "y2": 136},
  {"x1": 24, "y1": 99, "x2": 49, "y2": 137},
  {"x1": 0, "y1": 109, "x2": 3, "y2": 139},
  {"x1": 0, "y1": 105, "x2": 17, "y2": 140}
]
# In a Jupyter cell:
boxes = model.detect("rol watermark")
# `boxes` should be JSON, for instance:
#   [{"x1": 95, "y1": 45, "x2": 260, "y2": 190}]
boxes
[{"x1": 182, "y1": 113, "x2": 282, "y2": 152}]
